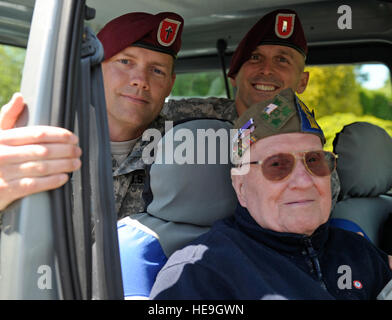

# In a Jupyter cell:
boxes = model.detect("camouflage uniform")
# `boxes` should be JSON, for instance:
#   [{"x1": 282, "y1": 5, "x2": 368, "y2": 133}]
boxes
[
  {"x1": 112, "y1": 116, "x2": 165, "y2": 219},
  {"x1": 112, "y1": 148, "x2": 147, "y2": 219},
  {"x1": 161, "y1": 97, "x2": 238, "y2": 123},
  {"x1": 113, "y1": 97, "x2": 340, "y2": 219}
]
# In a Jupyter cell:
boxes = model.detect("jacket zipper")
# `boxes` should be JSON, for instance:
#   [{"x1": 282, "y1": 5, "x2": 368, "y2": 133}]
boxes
[{"x1": 303, "y1": 238, "x2": 328, "y2": 291}]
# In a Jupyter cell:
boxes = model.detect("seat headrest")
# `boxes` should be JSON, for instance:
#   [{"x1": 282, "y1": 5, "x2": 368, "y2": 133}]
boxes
[
  {"x1": 143, "y1": 118, "x2": 237, "y2": 226},
  {"x1": 333, "y1": 122, "x2": 392, "y2": 199}
]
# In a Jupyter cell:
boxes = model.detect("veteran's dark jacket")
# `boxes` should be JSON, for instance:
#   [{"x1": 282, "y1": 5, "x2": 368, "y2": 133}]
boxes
[{"x1": 150, "y1": 204, "x2": 392, "y2": 300}]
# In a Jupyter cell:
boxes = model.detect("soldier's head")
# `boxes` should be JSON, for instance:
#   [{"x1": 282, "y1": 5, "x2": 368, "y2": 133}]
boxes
[
  {"x1": 231, "y1": 89, "x2": 336, "y2": 236},
  {"x1": 97, "y1": 12, "x2": 184, "y2": 141},
  {"x1": 228, "y1": 9, "x2": 309, "y2": 115}
]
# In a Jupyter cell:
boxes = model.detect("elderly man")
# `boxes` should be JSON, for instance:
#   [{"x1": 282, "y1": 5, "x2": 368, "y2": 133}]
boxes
[
  {"x1": 150, "y1": 89, "x2": 392, "y2": 300},
  {"x1": 0, "y1": 12, "x2": 183, "y2": 218}
]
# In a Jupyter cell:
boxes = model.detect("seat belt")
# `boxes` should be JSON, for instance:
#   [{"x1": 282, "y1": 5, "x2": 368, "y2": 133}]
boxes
[{"x1": 216, "y1": 38, "x2": 231, "y2": 99}]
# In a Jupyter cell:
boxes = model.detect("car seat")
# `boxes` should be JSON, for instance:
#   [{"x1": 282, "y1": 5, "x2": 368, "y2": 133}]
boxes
[
  {"x1": 117, "y1": 118, "x2": 237, "y2": 299},
  {"x1": 330, "y1": 122, "x2": 392, "y2": 251}
]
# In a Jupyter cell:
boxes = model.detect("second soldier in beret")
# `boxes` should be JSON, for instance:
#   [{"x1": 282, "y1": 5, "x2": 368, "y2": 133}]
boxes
[
  {"x1": 164, "y1": 8, "x2": 309, "y2": 121},
  {"x1": 227, "y1": 9, "x2": 309, "y2": 115}
]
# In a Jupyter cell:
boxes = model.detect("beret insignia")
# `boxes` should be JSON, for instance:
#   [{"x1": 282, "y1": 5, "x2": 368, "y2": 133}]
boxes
[
  {"x1": 157, "y1": 18, "x2": 182, "y2": 47},
  {"x1": 275, "y1": 13, "x2": 295, "y2": 39}
]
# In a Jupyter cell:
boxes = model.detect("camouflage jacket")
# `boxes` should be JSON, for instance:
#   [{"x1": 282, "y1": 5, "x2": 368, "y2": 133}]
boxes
[{"x1": 112, "y1": 97, "x2": 340, "y2": 219}]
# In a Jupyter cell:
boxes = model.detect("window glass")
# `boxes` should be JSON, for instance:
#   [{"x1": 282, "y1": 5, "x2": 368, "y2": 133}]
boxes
[
  {"x1": 170, "y1": 64, "x2": 391, "y2": 151},
  {"x1": 170, "y1": 70, "x2": 234, "y2": 99},
  {"x1": 0, "y1": 44, "x2": 26, "y2": 106}
]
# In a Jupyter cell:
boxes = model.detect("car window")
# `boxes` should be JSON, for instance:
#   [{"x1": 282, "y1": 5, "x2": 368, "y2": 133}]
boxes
[
  {"x1": 170, "y1": 70, "x2": 234, "y2": 99},
  {"x1": 170, "y1": 63, "x2": 392, "y2": 151}
]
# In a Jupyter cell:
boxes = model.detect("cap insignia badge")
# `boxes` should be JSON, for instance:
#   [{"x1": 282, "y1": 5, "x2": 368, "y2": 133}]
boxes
[
  {"x1": 157, "y1": 18, "x2": 182, "y2": 47},
  {"x1": 275, "y1": 13, "x2": 295, "y2": 39}
]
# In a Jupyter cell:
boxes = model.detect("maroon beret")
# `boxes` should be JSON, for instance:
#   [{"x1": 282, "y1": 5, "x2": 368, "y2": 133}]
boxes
[
  {"x1": 97, "y1": 12, "x2": 184, "y2": 60},
  {"x1": 228, "y1": 9, "x2": 307, "y2": 78}
]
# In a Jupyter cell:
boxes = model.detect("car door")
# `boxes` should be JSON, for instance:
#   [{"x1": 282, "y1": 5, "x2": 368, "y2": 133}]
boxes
[{"x1": 0, "y1": 0, "x2": 123, "y2": 299}]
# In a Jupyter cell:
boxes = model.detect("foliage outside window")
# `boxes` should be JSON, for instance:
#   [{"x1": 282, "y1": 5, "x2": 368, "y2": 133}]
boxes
[
  {"x1": 171, "y1": 71, "x2": 234, "y2": 99},
  {"x1": 0, "y1": 45, "x2": 25, "y2": 106},
  {"x1": 299, "y1": 65, "x2": 392, "y2": 150}
]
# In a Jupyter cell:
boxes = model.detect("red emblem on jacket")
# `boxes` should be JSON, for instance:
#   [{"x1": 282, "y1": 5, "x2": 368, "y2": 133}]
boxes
[
  {"x1": 157, "y1": 18, "x2": 182, "y2": 47},
  {"x1": 275, "y1": 13, "x2": 295, "y2": 39}
]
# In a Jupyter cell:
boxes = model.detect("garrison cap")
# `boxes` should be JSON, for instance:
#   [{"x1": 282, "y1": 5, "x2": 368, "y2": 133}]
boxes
[
  {"x1": 97, "y1": 12, "x2": 184, "y2": 60},
  {"x1": 233, "y1": 88, "x2": 324, "y2": 158},
  {"x1": 228, "y1": 9, "x2": 307, "y2": 78}
]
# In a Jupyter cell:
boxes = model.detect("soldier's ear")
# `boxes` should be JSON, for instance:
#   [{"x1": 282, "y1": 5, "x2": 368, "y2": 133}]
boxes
[{"x1": 296, "y1": 71, "x2": 309, "y2": 94}]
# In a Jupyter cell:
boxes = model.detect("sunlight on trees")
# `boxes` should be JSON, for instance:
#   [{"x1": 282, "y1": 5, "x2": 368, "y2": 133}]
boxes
[{"x1": 298, "y1": 65, "x2": 363, "y2": 118}]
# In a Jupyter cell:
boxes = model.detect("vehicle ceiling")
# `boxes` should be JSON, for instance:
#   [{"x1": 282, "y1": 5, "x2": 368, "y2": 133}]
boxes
[{"x1": 0, "y1": 0, "x2": 392, "y2": 67}]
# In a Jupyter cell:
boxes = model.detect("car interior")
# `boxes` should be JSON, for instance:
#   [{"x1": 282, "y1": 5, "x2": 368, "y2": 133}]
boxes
[{"x1": 0, "y1": 0, "x2": 391, "y2": 300}]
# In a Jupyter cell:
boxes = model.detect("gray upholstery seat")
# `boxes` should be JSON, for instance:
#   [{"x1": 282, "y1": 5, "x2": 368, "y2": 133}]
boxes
[
  {"x1": 330, "y1": 122, "x2": 392, "y2": 248},
  {"x1": 117, "y1": 118, "x2": 237, "y2": 299}
]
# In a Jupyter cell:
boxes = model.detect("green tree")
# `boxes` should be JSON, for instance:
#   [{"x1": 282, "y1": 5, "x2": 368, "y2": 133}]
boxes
[
  {"x1": 379, "y1": 76, "x2": 392, "y2": 97},
  {"x1": 359, "y1": 89, "x2": 392, "y2": 120},
  {"x1": 298, "y1": 65, "x2": 362, "y2": 118},
  {"x1": 0, "y1": 45, "x2": 25, "y2": 106},
  {"x1": 359, "y1": 77, "x2": 392, "y2": 120}
]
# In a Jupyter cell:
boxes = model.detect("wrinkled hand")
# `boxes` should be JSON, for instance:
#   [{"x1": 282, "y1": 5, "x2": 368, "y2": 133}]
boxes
[{"x1": 0, "y1": 93, "x2": 82, "y2": 211}]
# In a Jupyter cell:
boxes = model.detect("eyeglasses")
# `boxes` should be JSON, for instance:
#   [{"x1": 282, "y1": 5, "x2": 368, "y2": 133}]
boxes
[{"x1": 241, "y1": 150, "x2": 338, "y2": 181}]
